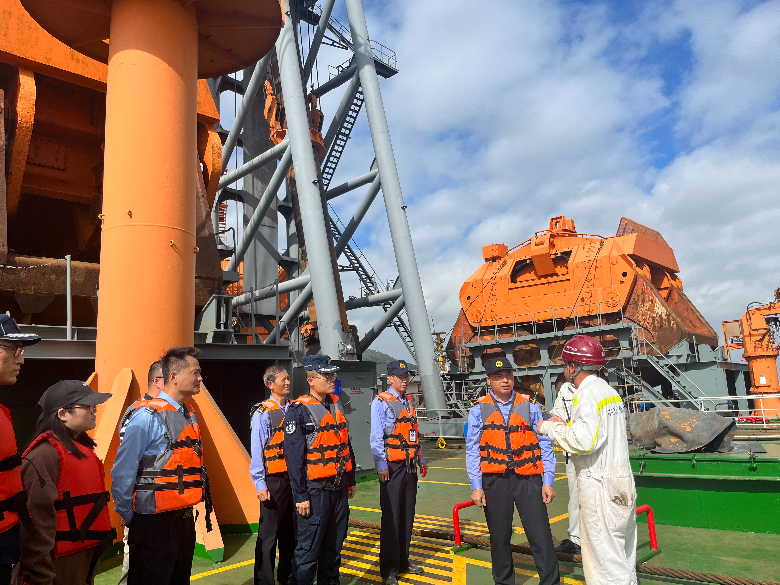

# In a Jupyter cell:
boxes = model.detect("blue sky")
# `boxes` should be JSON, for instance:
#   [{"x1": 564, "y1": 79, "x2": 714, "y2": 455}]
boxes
[{"x1": 226, "y1": 0, "x2": 780, "y2": 362}]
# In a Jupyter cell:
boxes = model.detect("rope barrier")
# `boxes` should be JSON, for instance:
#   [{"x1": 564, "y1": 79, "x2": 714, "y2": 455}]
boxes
[{"x1": 347, "y1": 519, "x2": 780, "y2": 585}]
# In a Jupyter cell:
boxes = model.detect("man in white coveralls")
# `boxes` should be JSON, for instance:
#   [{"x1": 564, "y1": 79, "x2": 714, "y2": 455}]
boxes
[{"x1": 536, "y1": 334, "x2": 637, "y2": 585}]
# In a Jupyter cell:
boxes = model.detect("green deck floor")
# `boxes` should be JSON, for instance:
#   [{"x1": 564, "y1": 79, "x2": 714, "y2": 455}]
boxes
[{"x1": 94, "y1": 442, "x2": 780, "y2": 584}]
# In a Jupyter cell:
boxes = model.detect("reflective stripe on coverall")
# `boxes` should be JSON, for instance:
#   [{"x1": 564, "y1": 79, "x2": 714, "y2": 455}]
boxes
[
  {"x1": 549, "y1": 382, "x2": 579, "y2": 546},
  {"x1": 540, "y1": 375, "x2": 637, "y2": 585}
]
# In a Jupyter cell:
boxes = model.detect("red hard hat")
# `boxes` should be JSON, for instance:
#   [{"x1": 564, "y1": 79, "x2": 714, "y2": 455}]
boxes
[{"x1": 557, "y1": 335, "x2": 606, "y2": 366}]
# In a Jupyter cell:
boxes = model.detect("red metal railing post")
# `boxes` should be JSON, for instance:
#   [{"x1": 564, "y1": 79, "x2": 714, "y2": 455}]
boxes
[
  {"x1": 636, "y1": 505, "x2": 658, "y2": 551},
  {"x1": 452, "y1": 500, "x2": 475, "y2": 546}
]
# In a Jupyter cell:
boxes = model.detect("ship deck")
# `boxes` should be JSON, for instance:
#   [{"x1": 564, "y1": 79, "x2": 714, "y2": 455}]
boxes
[{"x1": 94, "y1": 441, "x2": 780, "y2": 584}]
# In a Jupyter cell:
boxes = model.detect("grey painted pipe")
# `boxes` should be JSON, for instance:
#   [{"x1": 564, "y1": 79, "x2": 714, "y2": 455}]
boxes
[
  {"x1": 219, "y1": 140, "x2": 288, "y2": 190},
  {"x1": 232, "y1": 273, "x2": 311, "y2": 308},
  {"x1": 264, "y1": 282, "x2": 313, "y2": 345},
  {"x1": 325, "y1": 169, "x2": 378, "y2": 200},
  {"x1": 65, "y1": 255, "x2": 72, "y2": 340},
  {"x1": 359, "y1": 295, "x2": 405, "y2": 351},
  {"x1": 345, "y1": 288, "x2": 402, "y2": 310},
  {"x1": 302, "y1": 0, "x2": 336, "y2": 85},
  {"x1": 225, "y1": 147, "x2": 292, "y2": 273},
  {"x1": 221, "y1": 50, "x2": 274, "y2": 174},
  {"x1": 313, "y1": 62, "x2": 357, "y2": 99},
  {"x1": 276, "y1": 14, "x2": 344, "y2": 356},
  {"x1": 345, "y1": 0, "x2": 447, "y2": 411},
  {"x1": 334, "y1": 174, "x2": 381, "y2": 258}
]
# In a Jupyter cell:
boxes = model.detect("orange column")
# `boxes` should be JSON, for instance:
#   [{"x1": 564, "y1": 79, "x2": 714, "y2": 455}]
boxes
[{"x1": 96, "y1": 0, "x2": 198, "y2": 395}]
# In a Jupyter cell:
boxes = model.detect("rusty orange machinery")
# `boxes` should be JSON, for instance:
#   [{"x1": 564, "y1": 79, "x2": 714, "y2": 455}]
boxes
[
  {"x1": 447, "y1": 216, "x2": 718, "y2": 368},
  {"x1": 5, "y1": 0, "x2": 284, "y2": 560},
  {"x1": 722, "y1": 289, "x2": 780, "y2": 418}
]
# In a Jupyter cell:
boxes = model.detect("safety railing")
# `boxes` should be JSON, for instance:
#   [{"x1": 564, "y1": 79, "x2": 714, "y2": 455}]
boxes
[
  {"x1": 636, "y1": 505, "x2": 658, "y2": 551},
  {"x1": 452, "y1": 500, "x2": 475, "y2": 547}
]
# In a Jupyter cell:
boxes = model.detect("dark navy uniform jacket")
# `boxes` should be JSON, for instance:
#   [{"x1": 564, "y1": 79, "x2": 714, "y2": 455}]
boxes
[{"x1": 283, "y1": 396, "x2": 357, "y2": 504}]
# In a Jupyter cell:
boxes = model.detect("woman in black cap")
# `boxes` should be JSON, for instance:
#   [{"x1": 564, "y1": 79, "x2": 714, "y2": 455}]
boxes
[{"x1": 12, "y1": 381, "x2": 114, "y2": 585}]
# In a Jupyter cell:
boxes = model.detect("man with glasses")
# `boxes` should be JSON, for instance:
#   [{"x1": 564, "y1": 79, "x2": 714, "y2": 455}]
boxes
[
  {"x1": 466, "y1": 357, "x2": 559, "y2": 585},
  {"x1": 370, "y1": 360, "x2": 427, "y2": 585},
  {"x1": 283, "y1": 355, "x2": 357, "y2": 585},
  {"x1": 0, "y1": 314, "x2": 40, "y2": 585}
]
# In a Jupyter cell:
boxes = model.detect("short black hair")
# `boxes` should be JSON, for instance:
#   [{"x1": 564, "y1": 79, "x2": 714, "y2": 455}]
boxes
[
  {"x1": 147, "y1": 360, "x2": 163, "y2": 389},
  {"x1": 161, "y1": 347, "x2": 202, "y2": 385}
]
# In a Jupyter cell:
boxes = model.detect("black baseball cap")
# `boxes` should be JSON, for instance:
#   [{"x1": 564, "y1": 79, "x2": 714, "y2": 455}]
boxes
[
  {"x1": 38, "y1": 380, "x2": 112, "y2": 414},
  {"x1": 303, "y1": 354, "x2": 340, "y2": 374},
  {"x1": 0, "y1": 314, "x2": 40, "y2": 346},
  {"x1": 484, "y1": 357, "x2": 513, "y2": 375},
  {"x1": 387, "y1": 360, "x2": 414, "y2": 377}
]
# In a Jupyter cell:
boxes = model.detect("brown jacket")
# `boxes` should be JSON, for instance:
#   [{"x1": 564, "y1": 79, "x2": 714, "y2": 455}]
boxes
[{"x1": 12, "y1": 441, "x2": 98, "y2": 585}]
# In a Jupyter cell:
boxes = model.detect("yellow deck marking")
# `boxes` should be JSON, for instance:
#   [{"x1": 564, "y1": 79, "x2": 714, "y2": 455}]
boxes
[
  {"x1": 427, "y1": 466, "x2": 468, "y2": 470},
  {"x1": 191, "y1": 559, "x2": 253, "y2": 580},
  {"x1": 420, "y1": 480, "x2": 471, "y2": 486},
  {"x1": 342, "y1": 548, "x2": 453, "y2": 577},
  {"x1": 451, "y1": 555, "x2": 467, "y2": 585},
  {"x1": 462, "y1": 557, "x2": 584, "y2": 585},
  {"x1": 342, "y1": 558, "x2": 451, "y2": 585}
]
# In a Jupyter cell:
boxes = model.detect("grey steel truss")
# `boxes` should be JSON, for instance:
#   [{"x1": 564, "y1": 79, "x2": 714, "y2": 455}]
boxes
[{"x1": 203, "y1": 0, "x2": 448, "y2": 412}]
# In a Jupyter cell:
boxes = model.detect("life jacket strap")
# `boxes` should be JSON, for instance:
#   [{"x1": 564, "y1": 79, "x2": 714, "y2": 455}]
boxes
[
  {"x1": 481, "y1": 423, "x2": 527, "y2": 432},
  {"x1": 479, "y1": 443, "x2": 538, "y2": 456},
  {"x1": 0, "y1": 453, "x2": 21, "y2": 472},
  {"x1": 0, "y1": 491, "x2": 38, "y2": 538}
]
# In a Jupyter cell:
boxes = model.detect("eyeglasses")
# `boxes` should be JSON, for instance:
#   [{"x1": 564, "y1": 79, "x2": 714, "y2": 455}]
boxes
[
  {"x1": 67, "y1": 404, "x2": 98, "y2": 413},
  {"x1": 0, "y1": 344, "x2": 23, "y2": 358}
]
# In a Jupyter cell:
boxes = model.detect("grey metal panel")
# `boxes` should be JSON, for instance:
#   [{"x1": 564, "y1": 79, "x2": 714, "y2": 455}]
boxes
[
  {"x1": 195, "y1": 343, "x2": 290, "y2": 361},
  {"x1": 24, "y1": 340, "x2": 96, "y2": 360},
  {"x1": 333, "y1": 359, "x2": 376, "y2": 473}
]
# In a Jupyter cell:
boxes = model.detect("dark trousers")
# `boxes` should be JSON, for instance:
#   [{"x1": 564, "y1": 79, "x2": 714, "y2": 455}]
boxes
[
  {"x1": 0, "y1": 525, "x2": 20, "y2": 585},
  {"x1": 128, "y1": 508, "x2": 196, "y2": 585},
  {"x1": 380, "y1": 462, "x2": 418, "y2": 578},
  {"x1": 292, "y1": 484, "x2": 350, "y2": 585},
  {"x1": 483, "y1": 474, "x2": 559, "y2": 585},
  {"x1": 255, "y1": 473, "x2": 297, "y2": 585}
]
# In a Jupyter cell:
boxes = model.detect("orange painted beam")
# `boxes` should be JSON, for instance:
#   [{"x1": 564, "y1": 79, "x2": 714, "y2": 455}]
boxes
[{"x1": 6, "y1": 68, "x2": 35, "y2": 217}]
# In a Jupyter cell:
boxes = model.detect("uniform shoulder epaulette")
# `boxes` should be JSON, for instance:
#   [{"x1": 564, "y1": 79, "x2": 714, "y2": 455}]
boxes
[{"x1": 289, "y1": 400, "x2": 301, "y2": 407}]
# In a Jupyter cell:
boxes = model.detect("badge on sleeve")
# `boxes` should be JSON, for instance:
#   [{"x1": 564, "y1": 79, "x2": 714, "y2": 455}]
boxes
[{"x1": 285, "y1": 420, "x2": 297, "y2": 435}]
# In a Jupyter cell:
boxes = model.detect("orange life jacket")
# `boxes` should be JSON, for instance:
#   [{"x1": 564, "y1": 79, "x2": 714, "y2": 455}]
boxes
[
  {"x1": 120, "y1": 398, "x2": 207, "y2": 516},
  {"x1": 0, "y1": 404, "x2": 25, "y2": 534},
  {"x1": 251, "y1": 399, "x2": 287, "y2": 475},
  {"x1": 478, "y1": 393, "x2": 542, "y2": 475},
  {"x1": 22, "y1": 431, "x2": 115, "y2": 563},
  {"x1": 376, "y1": 392, "x2": 420, "y2": 464},
  {"x1": 297, "y1": 394, "x2": 352, "y2": 482}
]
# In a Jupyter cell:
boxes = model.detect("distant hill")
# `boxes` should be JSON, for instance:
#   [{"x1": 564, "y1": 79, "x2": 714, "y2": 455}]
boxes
[{"x1": 362, "y1": 349, "x2": 416, "y2": 376}]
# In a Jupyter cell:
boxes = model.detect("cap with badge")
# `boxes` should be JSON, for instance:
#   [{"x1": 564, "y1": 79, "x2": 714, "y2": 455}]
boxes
[
  {"x1": 484, "y1": 356, "x2": 513, "y2": 376},
  {"x1": 0, "y1": 314, "x2": 41, "y2": 346},
  {"x1": 302, "y1": 354, "x2": 340, "y2": 374},
  {"x1": 387, "y1": 360, "x2": 414, "y2": 377},
  {"x1": 38, "y1": 380, "x2": 112, "y2": 414}
]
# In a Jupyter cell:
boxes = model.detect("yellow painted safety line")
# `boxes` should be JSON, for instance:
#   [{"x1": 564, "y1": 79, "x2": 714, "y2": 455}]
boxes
[
  {"x1": 340, "y1": 565, "x2": 449, "y2": 585},
  {"x1": 462, "y1": 556, "x2": 585, "y2": 585},
  {"x1": 341, "y1": 558, "x2": 451, "y2": 585},
  {"x1": 420, "y1": 480, "x2": 471, "y2": 486},
  {"x1": 191, "y1": 559, "x2": 254, "y2": 580},
  {"x1": 348, "y1": 532, "x2": 454, "y2": 557},
  {"x1": 426, "y1": 466, "x2": 467, "y2": 470},
  {"x1": 341, "y1": 547, "x2": 453, "y2": 577}
]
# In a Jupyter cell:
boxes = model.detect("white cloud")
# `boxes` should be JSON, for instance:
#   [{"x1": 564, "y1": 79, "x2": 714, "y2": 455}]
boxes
[{"x1": 308, "y1": 0, "x2": 780, "y2": 362}]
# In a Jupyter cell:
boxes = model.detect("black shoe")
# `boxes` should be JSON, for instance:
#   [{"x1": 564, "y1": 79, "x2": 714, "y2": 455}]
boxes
[
  {"x1": 401, "y1": 563, "x2": 424, "y2": 575},
  {"x1": 384, "y1": 576, "x2": 399, "y2": 585},
  {"x1": 555, "y1": 539, "x2": 581, "y2": 554}
]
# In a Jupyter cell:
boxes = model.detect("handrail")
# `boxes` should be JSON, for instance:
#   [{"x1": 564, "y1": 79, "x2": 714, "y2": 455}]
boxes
[
  {"x1": 636, "y1": 505, "x2": 658, "y2": 551},
  {"x1": 453, "y1": 500, "x2": 475, "y2": 547}
]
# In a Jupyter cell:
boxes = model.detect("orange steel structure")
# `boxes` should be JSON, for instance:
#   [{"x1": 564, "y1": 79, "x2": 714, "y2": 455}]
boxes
[
  {"x1": 722, "y1": 289, "x2": 780, "y2": 418},
  {"x1": 12, "y1": 0, "x2": 284, "y2": 557},
  {"x1": 447, "y1": 216, "x2": 718, "y2": 367}
]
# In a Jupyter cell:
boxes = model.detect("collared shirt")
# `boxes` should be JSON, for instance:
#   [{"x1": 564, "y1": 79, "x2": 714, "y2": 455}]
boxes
[
  {"x1": 466, "y1": 390, "x2": 555, "y2": 490},
  {"x1": 111, "y1": 389, "x2": 183, "y2": 523},
  {"x1": 250, "y1": 395, "x2": 290, "y2": 491},
  {"x1": 370, "y1": 388, "x2": 426, "y2": 471},
  {"x1": 283, "y1": 394, "x2": 356, "y2": 503}
]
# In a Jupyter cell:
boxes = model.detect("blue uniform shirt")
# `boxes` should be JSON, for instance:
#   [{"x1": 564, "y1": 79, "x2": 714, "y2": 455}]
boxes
[
  {"x1": 250, "y1": 396, "x2": 290, "y2": 492},
  {"x1": 370, "y1": 388, "x2": 426, "y2": 471},
  {"x1": 111, "y1": 390, "x2": 183, "y2": 523},
  {"x1": 466, "y1": 390, "x2": 555, "y2": 490}
]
